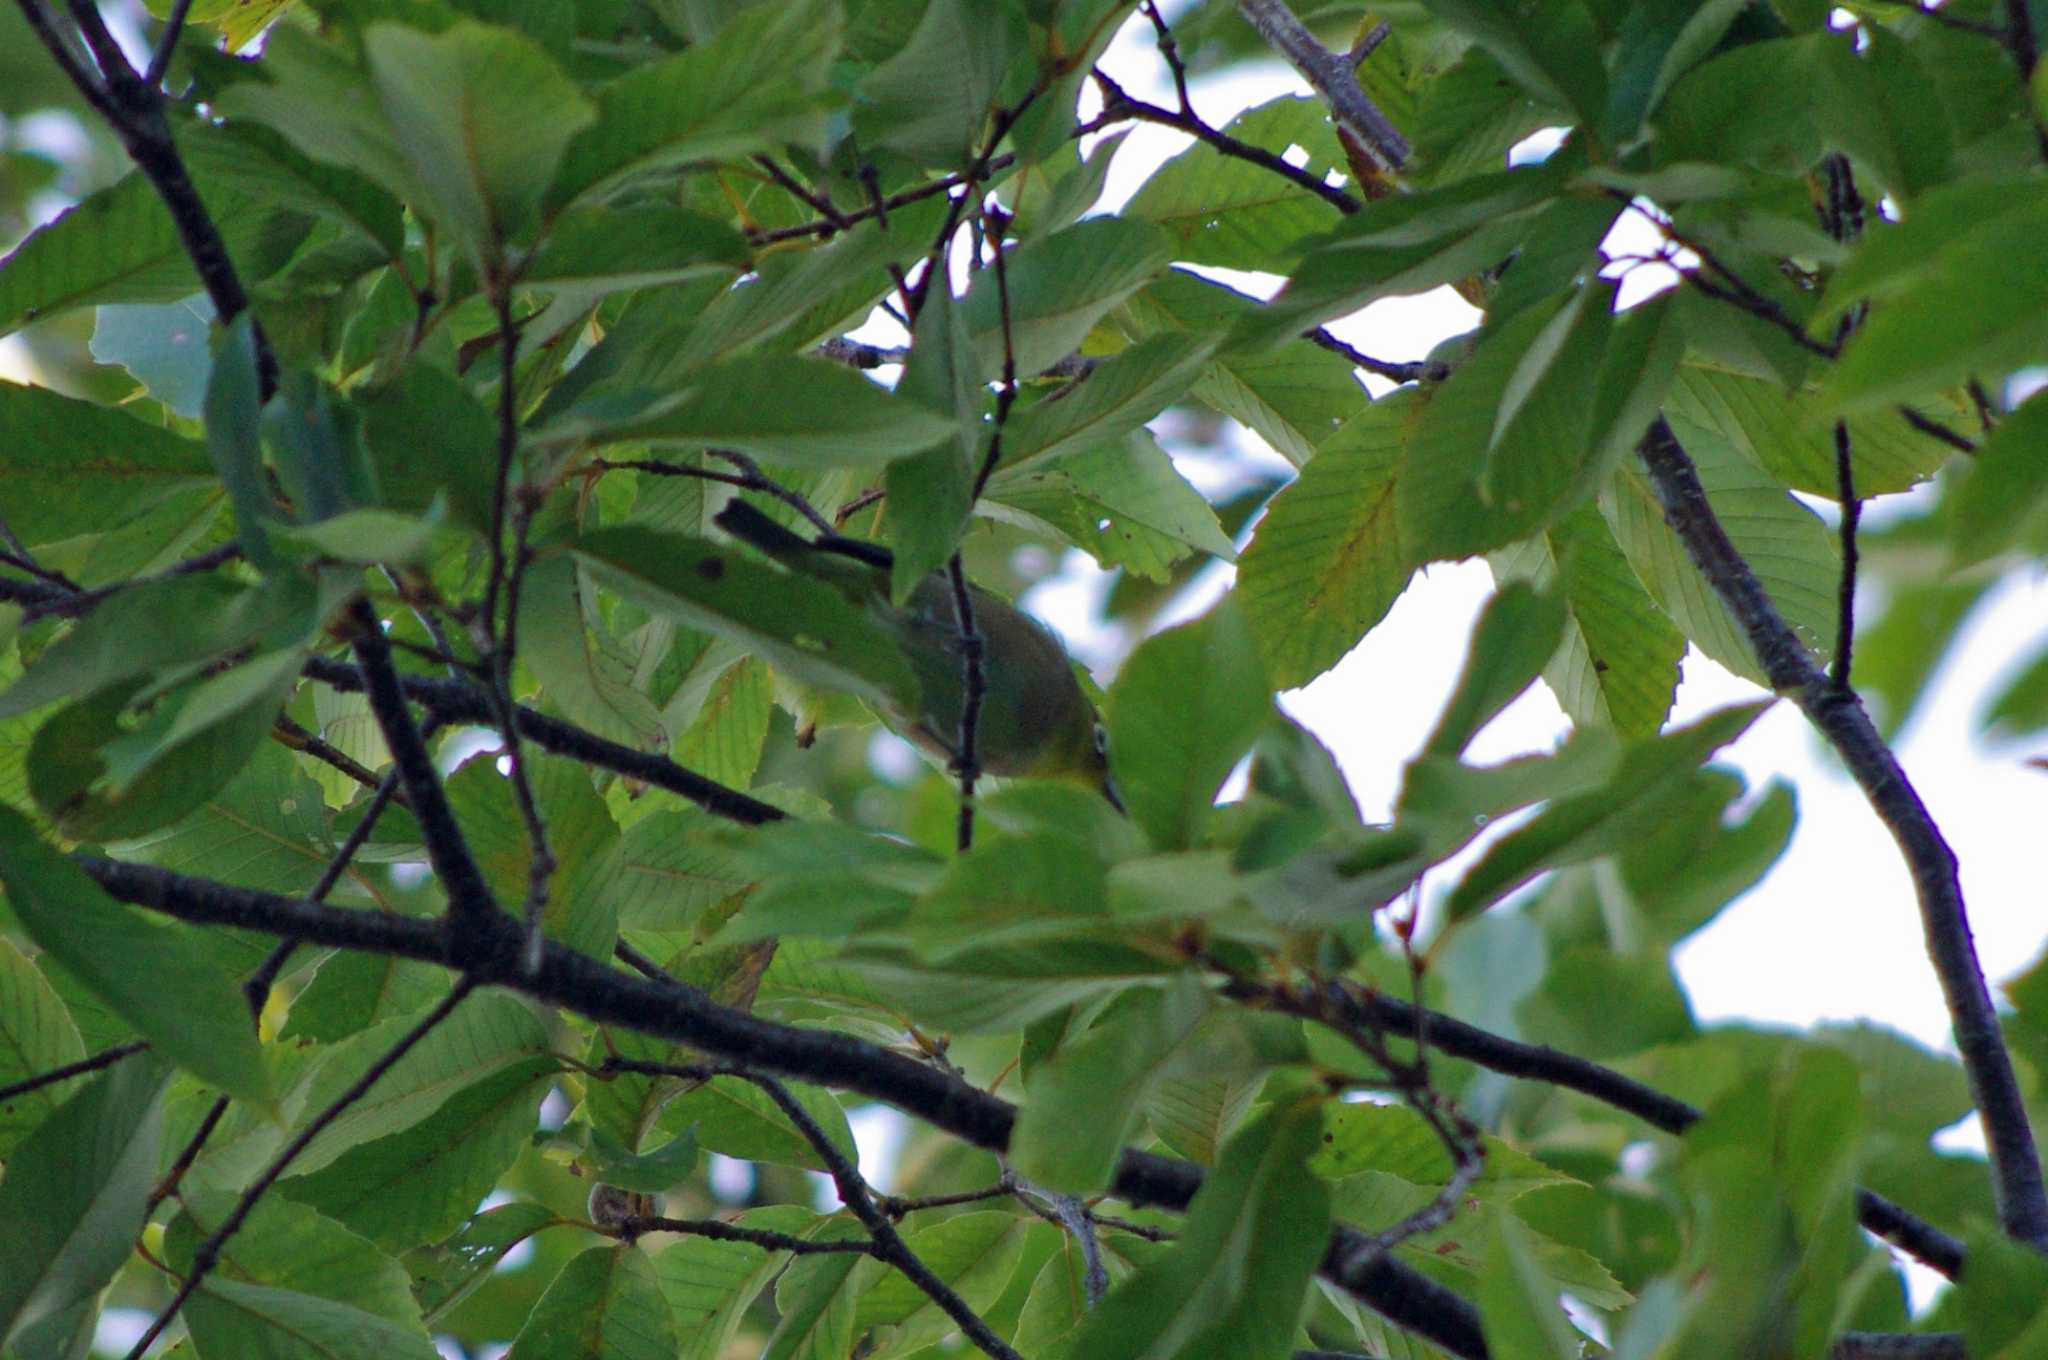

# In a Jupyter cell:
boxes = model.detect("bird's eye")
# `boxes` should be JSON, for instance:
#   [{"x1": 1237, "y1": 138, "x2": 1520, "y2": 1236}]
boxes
[{"x1": 1092, "y1": 722, "x2": 1109, "y2": 755}]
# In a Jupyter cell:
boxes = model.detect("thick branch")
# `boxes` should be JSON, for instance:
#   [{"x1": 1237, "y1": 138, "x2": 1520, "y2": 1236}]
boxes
[
  {"x1": 1636, "y1": 417, "x2": 2048, "y2": 1249},
  {"x1": 83, "y1": 856, "x2": 1489, "y2": 1358}
]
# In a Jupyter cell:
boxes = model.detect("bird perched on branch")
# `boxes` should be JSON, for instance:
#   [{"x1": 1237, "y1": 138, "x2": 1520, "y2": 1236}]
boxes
[{"x1": 713, "y1": 499, "x2": 1122, "y2": 810}]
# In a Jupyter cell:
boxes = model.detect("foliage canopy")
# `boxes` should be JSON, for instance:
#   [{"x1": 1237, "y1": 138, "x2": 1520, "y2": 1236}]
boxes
[{"x1": 1, "y1": 0, "x2": 2046, "y2": 1357}]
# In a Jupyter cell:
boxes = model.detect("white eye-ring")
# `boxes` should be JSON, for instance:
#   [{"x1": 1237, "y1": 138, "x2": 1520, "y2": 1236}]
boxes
[{"x1": 1093, "y1": 722, "x2": 1110, "y2": 755}]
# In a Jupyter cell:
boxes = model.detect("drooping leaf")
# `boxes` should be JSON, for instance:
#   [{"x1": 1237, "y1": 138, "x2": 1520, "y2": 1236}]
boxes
[{"x1": 0, "y1": 809, "x2": 269, "y2": 1106}]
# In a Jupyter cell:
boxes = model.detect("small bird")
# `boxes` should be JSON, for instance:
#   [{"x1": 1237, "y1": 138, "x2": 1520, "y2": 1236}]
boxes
[{"x1": 714, "y1": 499, "x2": 1122, "y2": 810}]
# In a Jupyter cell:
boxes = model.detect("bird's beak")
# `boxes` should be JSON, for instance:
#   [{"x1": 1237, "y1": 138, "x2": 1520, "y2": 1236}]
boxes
[{"x1": 1101, "y1": 771, "x2": 1127, "y2": 815}]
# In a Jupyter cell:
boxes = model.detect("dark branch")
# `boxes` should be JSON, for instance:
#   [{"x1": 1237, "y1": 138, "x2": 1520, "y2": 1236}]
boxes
[
  {"x1": 1832, "y1": 421, "x2": 1860, "y2": 696},
  {"x1": 0, "y1": 1039, "x2": 147, "y2": 1104},
  {"x1": 302, "y1": 655, "x2": 786, "y2": 827},
  {"x1": 1636, "y1": 417, "x2": 2048, "y2": 1248},
  {"x1": 1090, "y1": 68, "x2": 1362, "y2": 216},
  {"x1": 85, "y1": 856, "x2": 1490, "y2": 1357},
  {"x1": 341, "y1": 599, "x2": 502, "y2": 945}
]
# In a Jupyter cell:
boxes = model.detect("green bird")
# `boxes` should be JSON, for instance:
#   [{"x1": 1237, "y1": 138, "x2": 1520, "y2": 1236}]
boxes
[{"x1": 713, "y1": 500, "x2": 1122, "y2": 810}]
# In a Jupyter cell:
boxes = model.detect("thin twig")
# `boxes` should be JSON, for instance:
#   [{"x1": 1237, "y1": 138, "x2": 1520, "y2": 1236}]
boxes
[
  {"x1": 617, "y1": 1214, "x2": 883, "y2": 1254},
  {"x1": 304, "y1": 655, "x2": 786, "y2": 827},
  {"x1": 742, "y1": 1071, "x2": 1027, "y2": 1360},
  {"x1": 1637, "y1": 417, "x2": 2048, "y2": 1248},
  {"x1": 751, "y1": 156, "x2": 1018, "y2": 245},
  {"x1": 1898, "y1": 405, "x2": 1978, "y2": 453},
  {"x1": 1306, "y1": 327, "x2": 1451, "y2": 383},
  {"x1": 480, "y1": 287, "x2": 556, "y2": 976},
  {"x1": 143, "y1": 0, "x2": 196, "y2": 86},
  {"x1": 0, "y1": 1039, "x2": 148, "y2": 1104},
  {"x1": 1090, "y1": 69, "x2": 1361, "y2": 215},
  {"x1": 122, "y1": 979, "x2": 478, "y2": 1360},
  {"x1": 272, "y1": 716, "x2": 389, "y2": 796}
]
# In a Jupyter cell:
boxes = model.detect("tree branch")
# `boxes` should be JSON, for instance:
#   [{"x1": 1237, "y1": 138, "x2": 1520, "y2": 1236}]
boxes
[
  {"x1": 1330, "y1": 983, "x2": 1966, "y2": 1277},
  {"x1": 1235, "y1": 0, "x2": 1410, "y2": 174},
  {"x1": 341, "y1": 599, "x2": 502, "y2": 946},
  {"x1": 0, "y1": 1039, "x2": 147, "y2": 1104},
  {"x1": 1090, "y1": 68, "x2": 1362, "y2": 215},
  {"x1": 1636, "y1": 417, "x2": 2048, "y2": 1248},
  {"x1": 84, "y1": 855, "x2": 1491, "y2": 1358},
  {"x1": 302, "y1": 655, "x2": 786, "y2": 827}
]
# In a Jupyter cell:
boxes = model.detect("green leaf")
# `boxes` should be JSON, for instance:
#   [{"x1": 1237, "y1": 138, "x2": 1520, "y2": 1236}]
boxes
[
  {"x1": 1400, "y1": 289, "x2": 1612, "y2": 562},
  {"x1": 887, "y1": 282, "x2": 982, "y2": 603},
  {"x1": 184, "y1": 1280, "x2": 441, "y2": 1360},
  {"x1": 0, "y1": 809, "x2": 269, "y2": 1106},
  {"x1": 763, "y1": 1224, "x2": 866, "y2": 1360},
  {"x1": 1239, "y1": 161, "x2": 1563, "y2": 347},
  {"x1": 205, "y1": 312, "x2": 278, "y2": 568},
  {"x1": 1068, "y1": 1097, "x2": 1330, "y2": 1360},
  {"x1": 1238, "y1": 391, "x2": 1415, "y2": 690},
  {"x1": 1811, "y1": 26, "x2": 1954, "y2": 203},
  {"x1": 1821, "y1": 179, "x2": 2048, "y2": 411},
  {"x1": 1445, "y1": 702, "x2": 1769, "y2": 921},
  {"x1": 282, "y1": 1062, "x2": 551, "y2": 1250},
  {"x1": 656, "y1": 1206, "x2": 818, "y2": 1360},
  {"x1": 908, "y1": 830, "x2": 1109, "y2": 963},
  {"x1": 541, "y1": 356, "x2": 953, "y2": 466},
  {"x1": 569, "y1": 526, "x2": 918, "y2": 711},
  {"x1": 1479, "y1": 1213, "x2": 1583, "y2": 1360},
  {"x1": 1665, "y1": 361, "x2": 1953, "y2": 498},
  {"x1": 92, "y1": 296, "x2": 217, "y2": 421},
  {"x1": 1423, "y1": 580, "x2": 1569, "y2": 760},
  {"x1": 168, "y1": 1189, "x2": 430, "y2": 1335},
  {"x1": 283, "y1": 992, "x2": 555, "y2": 1176},
  {"x1": 516, "y1": 554, "x2": 668, "y2": 751},
  {"x1": 1126, "y1": 96, "x2": 1347, "y2": 272},
  {"x1": 671, "y1": 654, "x2": 773, "y2": 792},
  {"x1": 0, "y1": 381, "x2": 215, "y2": 546},
  {"x1": 0, "y1": 1054, "x2": 166, "y2": 1349},
  {"x1": 1010, "y1": 979, "x2": 1212, "y2": 1191},
  {"x1": 658, "y1": 1076, "x2": 854, "y2": 1172},
  {"x1": 854, "y1": 1211, "x2": 1031, "y2": 1345},
  {"x1": 408, "y1": 1202, "x2": 563, "y2": 1324},
  {"x1": 984, "y1": 428, "x2": 1232, "y2": 581},
  {"x1": 1106, "y1": 600, "x2": 1271, "y2": 850},
  {"x1": 1489, "y1": 505, "x2": 1684, "y2": 736},
  {"x1": 1000, "y1": 333, "x2": 1219, "y2": 473},
  {"x1": 525, "y1": 205, "x2": 748, "y2": 291},
  {"x1": 1420, "y1": 0, "x2": 1609, "y2": 128},
  {"x1": 445, "y1": 753, "x2": 621, "y2": 959},
  {"x1": 963, "y1": 217, "x2": 1173, "y2": 376},
  {"x1": 1602, "y1": 0, "x2": 1754, "y2": 143},
  {"x1": 546, "y1": 0, "x2": 842, "y2": 211},
  {"x1": 0, "y1": 165, "x2": 288, "y2": 336},
  {"x1": 1118, "y1": 269, "x2": 1368, "y2": 467},
  {"x1": 0, "y1": 936, "x2": 84, "y2": 1156},
  {"x1": 181, "y1": 118, "x2": 405, "y2": 257},
  {"x1": 856, "y1": 0, "x2": 1027, "y2": 166},
  {"x1": 1948, "y1": 390, "x2": 2048, "y2": 565},
  {"x1": 362, "y1": 20, "x2": 596, "y2": 263},
  {"x1": 1314, "y1": 1102, "x2": 1575, "y2": 1200},
  {"x1": 507, "y1": 1244, "x2": 679, "y2": 1360}
]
